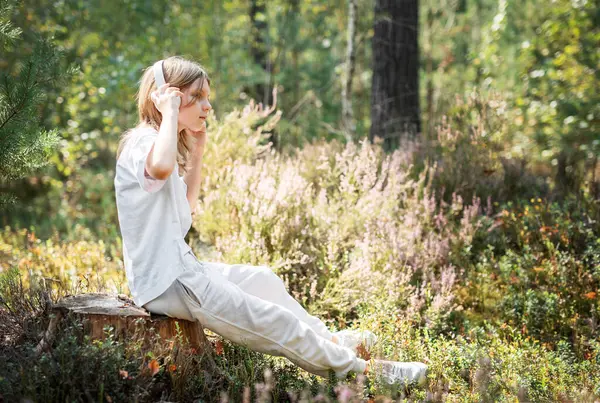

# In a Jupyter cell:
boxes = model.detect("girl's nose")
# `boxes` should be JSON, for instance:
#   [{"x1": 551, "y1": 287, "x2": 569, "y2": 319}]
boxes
[{"x1": 203, "y1": 101, "x2": 212, "y2": 112}]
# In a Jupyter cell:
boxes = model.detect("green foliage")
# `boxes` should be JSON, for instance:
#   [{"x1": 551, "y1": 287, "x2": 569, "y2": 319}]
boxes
[
  {"x1": 358, "y1": 306, "x2": 600, "y2": 401},
  {"x1": 0, "y1": 226, "x2": 126, "y2": 299},
  {"x1": 516, "y1": 0, "x2": 599, "y2": 192},
  {"x1": 0, "y1": 0, "x2": 77, "y2": 209},
  {"x1": 0, "y1": 0, "x2": 21, "y2": 46},
  {"x1": 464, "y1": 197, "x2": 600, "y2": 352},
  {"x1": 421, "y1": 0, "x2": 599, "y2": 196},
  {"x1": 420, "y1": 92, "x2": 548, "y2": 204}
]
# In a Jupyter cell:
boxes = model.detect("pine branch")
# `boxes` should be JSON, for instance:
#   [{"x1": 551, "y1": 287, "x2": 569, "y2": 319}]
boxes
[
  {"x1": 0, "y1": 0, "x2": 21, "y2": 46},
  {"x1": 0, "y1": 5, "x2": 77, "y2": 201},
  {"x1": 0, "y1": 57, "x2": 34, "y2": 132}
]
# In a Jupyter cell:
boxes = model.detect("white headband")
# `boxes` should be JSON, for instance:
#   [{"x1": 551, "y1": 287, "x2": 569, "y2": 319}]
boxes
[{"x1": 153, "y1": 60, "x2": 166, "y2": 87}]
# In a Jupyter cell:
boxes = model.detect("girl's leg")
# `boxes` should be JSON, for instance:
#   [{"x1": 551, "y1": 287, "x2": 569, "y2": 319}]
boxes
[
  {"x1": 143, "y1": 253, "x2": 366, "y2": 379},
  {"x1": 201, "y1": 260, "x2": 335, "y2": 342}
]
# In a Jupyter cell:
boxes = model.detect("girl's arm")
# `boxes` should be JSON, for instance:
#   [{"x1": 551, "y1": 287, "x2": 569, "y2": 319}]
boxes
[
  {"x1": 145, "y1": 112, "x2": 179, "y2": 180},
  {"x1": 183, "y1": 141, "x2": 205, "y2": 214},
  {"x1": 146, "y1": 84, "x2": 185, "y2": 180}
]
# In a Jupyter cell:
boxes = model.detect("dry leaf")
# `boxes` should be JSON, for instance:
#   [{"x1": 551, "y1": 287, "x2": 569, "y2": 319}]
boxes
[
  {"x1": 356, "y1": 343, "x2": 371, "y2": 361},
  {"x1": 148, "y1": 359, "x2": 160, "y2": 376},
  {"x1": 215, "y1": 340, "x2": 224, "y2": 356}
]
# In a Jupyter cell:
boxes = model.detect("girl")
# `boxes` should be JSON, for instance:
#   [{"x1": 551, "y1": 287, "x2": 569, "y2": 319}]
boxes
[{"x1": 114, "y1": 56, "x2": 427, "y2": 385}]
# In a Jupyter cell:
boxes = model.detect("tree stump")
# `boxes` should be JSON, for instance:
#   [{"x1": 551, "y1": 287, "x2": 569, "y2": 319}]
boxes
[{"x1": 35, "y1": 293, "x2": 215, "y2": 369}]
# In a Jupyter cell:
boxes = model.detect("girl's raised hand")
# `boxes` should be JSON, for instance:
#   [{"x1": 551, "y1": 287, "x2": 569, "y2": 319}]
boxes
[
  {"x1": 186, "y1": 120, "x2": 208, "y2": 149},
  {"x1": 150, "y1": 83, "x2": 185, "y2": 116}
]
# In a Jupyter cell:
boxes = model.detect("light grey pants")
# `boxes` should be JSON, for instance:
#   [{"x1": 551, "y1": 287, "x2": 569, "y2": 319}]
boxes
[{"x1": 143, "y1": 250, "x2": 367, "y2": 378}]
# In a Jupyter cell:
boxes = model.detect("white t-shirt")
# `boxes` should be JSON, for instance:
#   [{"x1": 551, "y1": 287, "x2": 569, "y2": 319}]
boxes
[{"x1": 114, "y1": 126, "x2": 193, "y2": 307}]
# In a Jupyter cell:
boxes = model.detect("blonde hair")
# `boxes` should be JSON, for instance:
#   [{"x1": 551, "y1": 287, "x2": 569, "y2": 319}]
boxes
[{"x1": 116, "y1": 56, "x2": 210, "y2": 175}]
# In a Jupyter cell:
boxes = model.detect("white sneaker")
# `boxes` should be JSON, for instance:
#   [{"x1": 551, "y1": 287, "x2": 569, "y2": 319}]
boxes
[
  {"x1": 371, "y1": 359, "x2": 428, "y2": 386},
  {"x1": 333, "y1": 329, "x2": 378, "y2": 354}
]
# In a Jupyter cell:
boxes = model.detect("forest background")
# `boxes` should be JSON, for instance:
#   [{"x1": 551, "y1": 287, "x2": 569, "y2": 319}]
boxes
[{"x1": 0, "y1": 0, "x2": 598, "y2": 401}]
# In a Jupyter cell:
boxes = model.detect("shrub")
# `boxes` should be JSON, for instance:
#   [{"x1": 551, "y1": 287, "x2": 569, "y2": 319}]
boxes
[{"x1": 462, "y1": 196, "x2": 600, "y2": 354}]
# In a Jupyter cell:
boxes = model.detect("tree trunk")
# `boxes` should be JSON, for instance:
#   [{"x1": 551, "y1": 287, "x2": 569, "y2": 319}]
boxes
[
  {"x1": 35, "y1": 293, "x2": 215, "y2": 370},
  {"x1": 249, "y1": 0, "x2": 277, "y2": 149},
  {"x1": 290, "y1": 0, "x2": 300, "y2": 103},
  {"x1": 342, "y1": 0, "x2": 358, "y2": 141},
  {"x1": 556, "y1": 149, "x2": 574, "y2": 195},
  {"x1": 370, "y1": 0, "x2": 421, "y2": 151},
  {"x1": 250, "y1": 0, "x2": 271, "y2": 106},
  {"x1": 209, "y1": 1, "x2": 224, "y2": 117},
  {"x1": 424, "y1": 7, "x2": 434, "y2": 142}
]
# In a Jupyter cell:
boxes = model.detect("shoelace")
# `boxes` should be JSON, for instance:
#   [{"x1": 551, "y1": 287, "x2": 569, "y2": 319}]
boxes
[{"x1": 389, "y1": 363, "x2": 407, "y2": 380}]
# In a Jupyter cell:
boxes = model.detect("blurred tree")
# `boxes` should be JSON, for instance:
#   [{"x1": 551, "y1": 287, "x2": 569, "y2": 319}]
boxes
[
  {"x1": 341, "y1": 0, "x2": 358, "y2": 141},
  {"x1": 0, "y1": 0, "x2": 76, "y2": 209},
  {"x1": 249, "y1": 0, "x2": 272, "y2": 105},
  {"x1": 248, "y1": 0, "x2": 278, "y2": 149},
  {"x1": 518, "y1": 0, "x2": 599, "y2": 197},
  {"x1": 370, "y1": 0, "x2": 420, "y2": 151},
  {"x1": 420, "y1": 0, "x2": 461, "y2": 140}
]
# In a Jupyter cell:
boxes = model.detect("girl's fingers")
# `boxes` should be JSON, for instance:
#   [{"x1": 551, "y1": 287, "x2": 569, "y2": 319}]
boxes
[
  {"x1": 156, "y1": 83, "x2": 169, "y2": 94},
  {"x1": 152, "y1": 89, "x2": 182, "y2": 99}
]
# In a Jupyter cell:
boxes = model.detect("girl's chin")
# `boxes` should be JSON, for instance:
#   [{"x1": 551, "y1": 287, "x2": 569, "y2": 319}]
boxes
[
  {"x1": 186, "y1": 127, "x2": 204, "y2": 136},
  {"x1": 185, "y1": 125, "x2": 201, "y2": 132},
  {"x1": 184, "y1": 120, "x2": 206, "y2": 134}
]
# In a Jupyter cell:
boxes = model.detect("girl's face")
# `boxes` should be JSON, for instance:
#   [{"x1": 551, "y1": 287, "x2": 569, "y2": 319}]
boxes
[{"x1": 178, "y1": 77, "x2": 211, "y2": 134}]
